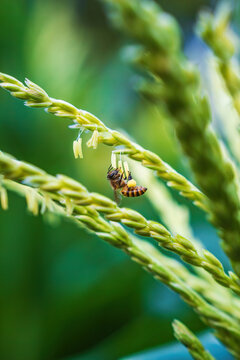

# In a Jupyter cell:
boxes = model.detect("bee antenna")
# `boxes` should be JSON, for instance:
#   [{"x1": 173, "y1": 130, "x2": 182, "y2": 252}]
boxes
[{"x1": 108, "y1": 164, "x2": 113, "y2": 172}]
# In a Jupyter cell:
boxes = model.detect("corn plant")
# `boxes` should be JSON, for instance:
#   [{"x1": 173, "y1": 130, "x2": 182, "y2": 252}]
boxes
[{"x1": 1, "y1": 1, "x2": 240, "y2": 359}]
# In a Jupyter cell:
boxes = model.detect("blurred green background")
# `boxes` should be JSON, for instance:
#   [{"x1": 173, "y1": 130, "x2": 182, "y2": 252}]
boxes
[{"x1": 0, "y1": 0, "x2": 238, "y2": 359}]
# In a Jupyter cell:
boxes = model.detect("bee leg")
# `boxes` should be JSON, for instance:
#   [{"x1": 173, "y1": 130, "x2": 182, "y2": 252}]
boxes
[
  {"x1": 127, "y1": 172, "x2": 133, "y2": 181},
  {"x1": 114, "y1": 190, "x2": 122, "y2": 205},
  {"x1": 118, "y1": 172, "x2": 124, "y2": 185},
  {"x1": 124, "y1": 172, "x2": 131, "y2": 181}
]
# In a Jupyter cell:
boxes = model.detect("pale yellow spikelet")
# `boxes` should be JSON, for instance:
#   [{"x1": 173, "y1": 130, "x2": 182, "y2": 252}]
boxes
[
  {"x1": 92, "y1": 130, "x2": 99, "y2": 149},
  {"x1": 111, "y1": 152, "x2": 117, "y2": 169},
  {"x1": 87, "y1": 130, "x2": 99, "y2": 149},
  {"x1": 0, "y1": 187, "x2": 8, "y2": 210},
  {"x1": 65, "y1": 198, "x2": 74, "y2": 216},
  {"x1": 41, "y1": 193, "x2": 51, "y2": 214},
  {"x1": 40, "y1": 198, "x2": 47, "y2": 214},
  {"x1": 25, "y1": 189, "x2": 39, "y2": 216},
  {"x1": 76, "y1": 114, "x2": 90, "y2": 125}
]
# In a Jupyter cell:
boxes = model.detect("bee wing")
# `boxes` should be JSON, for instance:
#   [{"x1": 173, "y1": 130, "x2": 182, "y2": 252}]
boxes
[{"x1": 114, "y1": 189, "x2": 122, "y2": 205}]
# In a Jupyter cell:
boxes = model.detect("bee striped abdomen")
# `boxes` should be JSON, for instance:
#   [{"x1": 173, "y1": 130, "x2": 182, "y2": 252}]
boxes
[{"x1": 121, "y1": 186, "x2": 147, "y2": 197}]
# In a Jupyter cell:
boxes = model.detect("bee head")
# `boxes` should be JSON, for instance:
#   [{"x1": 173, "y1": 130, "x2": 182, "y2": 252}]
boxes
[{"x1": 107, "y1": 167, "x2": 120, "y2": 180}]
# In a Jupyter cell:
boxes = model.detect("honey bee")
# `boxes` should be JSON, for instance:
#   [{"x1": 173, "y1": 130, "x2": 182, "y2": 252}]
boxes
[{"x1": 107, "y1": 165, "x2": 147, "y2": 204}]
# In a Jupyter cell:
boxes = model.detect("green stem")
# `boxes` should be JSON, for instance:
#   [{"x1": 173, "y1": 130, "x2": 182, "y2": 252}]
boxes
[
  {"x1": 2, "y1": 178, "x2": 240, "y2": 357},
  {"x1": 173, "y1": 320, "x2": 216, "y2": 360},
  {"x1": 102, "y1": 0, "x2": 240, "y2": 276},
  {"x1": 0, "y1": 72, "x2": 206, "y2": 211},
  {"x1": 1, "y1": 151, "x2": 240, "y2": 298}
]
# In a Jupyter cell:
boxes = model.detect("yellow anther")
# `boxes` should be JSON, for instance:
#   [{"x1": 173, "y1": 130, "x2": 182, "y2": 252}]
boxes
[
  {"x1": 73, "y1": 138, "x2": 83, "y2": 159},
  {"x1": 73, "y1": 140, "x2": 79, "y2": 159},
  {"x1": 123, "y1": 161, "x2": 129, "y2": 178},
  {"x1": 77, "y1": 138, "x2": 83, "y2": 158},
  {"x1": 0, "y1": 187, "x2": 8, "y2": 210},
  {"x1": 111, "y1": 152, "x2": 117, "y2": 169},
  {"x1": 118, "y1": 160, "x2": 123, "y2": 173}
]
